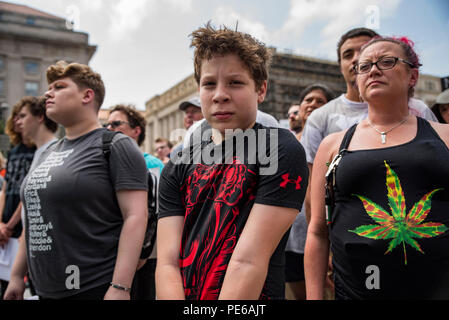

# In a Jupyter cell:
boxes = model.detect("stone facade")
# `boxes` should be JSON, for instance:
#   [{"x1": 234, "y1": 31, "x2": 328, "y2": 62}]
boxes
[
  {"x1": 414, "y1": 74, "x2": 444, "y2": 107},
  {"x1": 0, "y1": 1, "x2": 96, "y2": 153},
  {"x1": 145, "y1": 74, "x2": 198, "y2": 154},
  {"x1": 0, "y1": 1, "x2": 97, "y2": 154},
  {"x1": 260, "y1": 49, "x2": 346, "y2": 120}
]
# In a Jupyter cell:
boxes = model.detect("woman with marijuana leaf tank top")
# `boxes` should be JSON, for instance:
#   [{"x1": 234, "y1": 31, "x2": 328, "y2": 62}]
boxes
[{"x1": 304, "y1": 36, "x2": 449, "y2": 300}]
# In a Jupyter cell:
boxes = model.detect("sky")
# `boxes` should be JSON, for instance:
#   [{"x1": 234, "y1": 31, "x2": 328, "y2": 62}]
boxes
[{"x1": 5, "y1": 0, "x2": 449, "y2": 110}]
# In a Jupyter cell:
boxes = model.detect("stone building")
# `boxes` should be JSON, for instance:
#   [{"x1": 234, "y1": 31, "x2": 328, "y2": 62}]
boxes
[
  {"x1": 0, "y1": 1, "x2": 96, "y2": 151},
  {"x1": 145, "y1": 74, "x2": 198, "y2": 154},
  {"x1": 415, "y1": 74, "x2": 444, "y2": 107},
  {"x1": 260, "y1": 49, "x2": 346, "y2": 120}
]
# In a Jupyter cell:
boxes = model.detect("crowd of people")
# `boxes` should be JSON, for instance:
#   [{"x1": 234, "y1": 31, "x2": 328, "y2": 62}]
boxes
[{"x1": 0, "y1": 22, "x2": 448, "y2": 301}]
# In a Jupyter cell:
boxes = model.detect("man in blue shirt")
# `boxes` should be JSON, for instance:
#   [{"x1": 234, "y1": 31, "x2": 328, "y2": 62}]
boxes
[{"x1": 106, "y1": 104, "x2": 164, "y2": 174}]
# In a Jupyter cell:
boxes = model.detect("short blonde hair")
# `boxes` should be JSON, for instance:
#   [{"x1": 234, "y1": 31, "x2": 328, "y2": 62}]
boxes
[{"x1": 46, "y1": 61, "x2": 105, "y2": 110}]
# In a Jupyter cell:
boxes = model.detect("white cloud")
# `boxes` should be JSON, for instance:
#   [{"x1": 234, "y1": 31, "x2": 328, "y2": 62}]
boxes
[
  {"x1": 279, "y1": 0, "x2": 402, "y2": 58},
  {"x1": 89, "y1": 0, "x2": 198, "y2": 109},
  {"x1": 212, "y1": 6, "x2": 270, "y2": 43},
  {"x1": 209, "y1": 0, "x2": 403, "y2": 60},
  {"x1": 166, "y1": 0, "x2": 193, "y2": 13},
  {"x1": 107, "y1": 0, "x2": 194, "y2": 42},
  {"x1": 109, "y1": 0, "x2": 151, "y2": 40},
  {"x1": 80, "y1": 0, "x2": 103, "y2": 11}
]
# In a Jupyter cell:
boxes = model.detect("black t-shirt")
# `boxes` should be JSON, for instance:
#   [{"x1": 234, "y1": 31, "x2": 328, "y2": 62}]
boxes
[
  {"x1": 331, "y1": 118, "x2": 449, "y2": 299},
  {"x1": 21, "y1": 128, "x2": 148, "y2": 299},
  {"x1": 2, "y1": 143, "x2": 35, "y2": 238},
  {"x1": 159, "y1": 122, "x2": 309, "y2": 300}
]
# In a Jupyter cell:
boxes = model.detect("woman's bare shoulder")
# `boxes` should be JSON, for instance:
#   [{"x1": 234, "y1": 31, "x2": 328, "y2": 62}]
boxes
[
  {"x1": 315, "y1": 129, "x2": 349, "y2": 165},
  {"x1": 320, "y1": 130, "x2": 348, "y2": 151},
  {"x1": 428, "y1": 120, "x2": 449, "y2": 147}
]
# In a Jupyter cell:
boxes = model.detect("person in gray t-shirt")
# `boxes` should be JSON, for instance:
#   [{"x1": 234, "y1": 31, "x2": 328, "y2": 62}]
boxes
[{"x1": 5, "y1": 61, "x2": 148, "y2": 300}]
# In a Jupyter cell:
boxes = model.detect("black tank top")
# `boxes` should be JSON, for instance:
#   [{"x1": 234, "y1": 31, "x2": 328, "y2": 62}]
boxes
[{"x1": 331, "y1": 117, "x2": 449, "y2": 299}]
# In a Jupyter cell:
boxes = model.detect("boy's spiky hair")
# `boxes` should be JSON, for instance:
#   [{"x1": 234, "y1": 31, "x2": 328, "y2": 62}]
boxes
[
  {"x1": 46, "y1": 61, "x2": 105, "y2": 110},
  {"x1": 190, "y1": 22, "x2": 272, "y2": 91}
]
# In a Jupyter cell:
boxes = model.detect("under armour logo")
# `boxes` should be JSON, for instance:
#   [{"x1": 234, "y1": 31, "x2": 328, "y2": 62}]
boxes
[{"x1": 280, "y1": 174, "x2": 302, "y2": 190}]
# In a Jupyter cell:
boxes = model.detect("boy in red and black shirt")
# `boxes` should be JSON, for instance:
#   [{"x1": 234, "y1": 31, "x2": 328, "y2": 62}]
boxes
[{"x1": 156, "y1": 23, "x2": 309, "y2": 300}]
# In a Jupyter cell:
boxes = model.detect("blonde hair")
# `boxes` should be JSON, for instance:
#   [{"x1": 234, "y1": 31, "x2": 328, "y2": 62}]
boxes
[{"x1": 46, "y1": 61, "x2": 105, "y2": 110}]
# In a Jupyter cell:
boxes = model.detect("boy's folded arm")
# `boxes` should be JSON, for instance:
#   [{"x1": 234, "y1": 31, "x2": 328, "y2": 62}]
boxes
[
  {"x1": 218, "y1": 203, "x2": 298, "y2": 300},
  {"x1": 155, "y1": 215, "x2": 186, "y2": 300}
]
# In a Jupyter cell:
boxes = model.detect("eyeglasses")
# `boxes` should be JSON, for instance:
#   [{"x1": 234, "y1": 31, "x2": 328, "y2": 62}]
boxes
[
  {"x1": 287, "y1": 110, "x2": 299, "y2": 118},
  {"x1": 104, "y1": 121, "x2": 129, "y2": 129},
  {"x1": 355, "y1": 56, "x2": 418, "y2": 74}
]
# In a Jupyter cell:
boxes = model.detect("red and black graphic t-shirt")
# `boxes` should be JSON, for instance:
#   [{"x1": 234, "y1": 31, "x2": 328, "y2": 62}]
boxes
[{"x1": 159, "y1": 123, "x2": 308, "y2": 300}]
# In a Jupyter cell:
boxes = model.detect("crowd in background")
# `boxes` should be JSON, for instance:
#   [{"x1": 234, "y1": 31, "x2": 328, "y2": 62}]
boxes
[{"x1": 0, "y1": 22, "x2": 448, "y2": 301}]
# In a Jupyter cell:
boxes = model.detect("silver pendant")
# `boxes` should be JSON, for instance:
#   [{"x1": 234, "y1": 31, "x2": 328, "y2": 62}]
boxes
[{"x1": 381, "y1": 132, "x2": 386, "y2": 144}]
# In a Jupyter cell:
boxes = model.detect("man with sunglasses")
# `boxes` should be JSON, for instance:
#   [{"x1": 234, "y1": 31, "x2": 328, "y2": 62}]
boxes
[
  {"x1": 107, "y1": 105, "x2": 164, "y2": 174},
  {"x1": 287, "y1": 104, "x2": 304, "y2": 135}
]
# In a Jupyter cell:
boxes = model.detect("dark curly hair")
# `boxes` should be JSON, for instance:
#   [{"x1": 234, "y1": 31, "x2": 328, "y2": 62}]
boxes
[{"x1": 109, "y1": 104, "x2": 146, "y2": 146}]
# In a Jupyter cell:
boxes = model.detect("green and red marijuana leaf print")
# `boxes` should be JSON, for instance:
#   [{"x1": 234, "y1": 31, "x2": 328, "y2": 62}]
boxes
[{"x1": 350, "y1": 161, "x2": 448, "y2": 265}]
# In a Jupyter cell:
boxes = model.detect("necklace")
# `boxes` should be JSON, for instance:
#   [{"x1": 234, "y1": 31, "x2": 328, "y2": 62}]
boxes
[{"x1": 367, "y1": 115, "x2": 409, "y2": 144}]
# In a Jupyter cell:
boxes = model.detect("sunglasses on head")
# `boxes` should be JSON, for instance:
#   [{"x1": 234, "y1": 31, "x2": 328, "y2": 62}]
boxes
[{"x1": 104, "y1": 120, "x2": 129, "y2": 129}]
